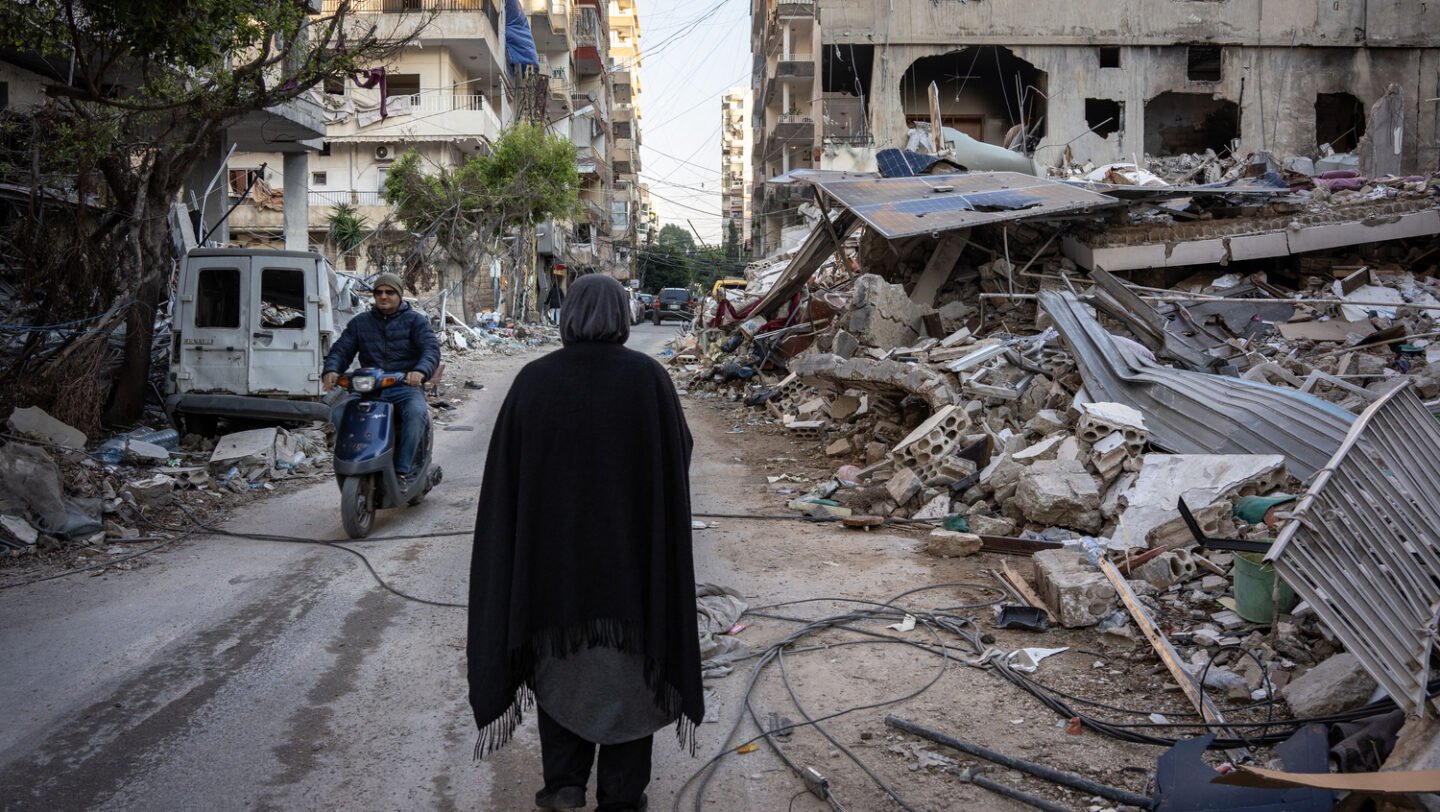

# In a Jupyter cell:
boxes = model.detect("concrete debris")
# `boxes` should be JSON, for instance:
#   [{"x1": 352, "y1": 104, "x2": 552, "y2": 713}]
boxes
[
  {"x1": 923, "y1": 529, "x2": 983, "y2": 558},
  {"x1": 1032, "y1": 550, "x2": 1116, "y2": 628},
  {"x1": 661, "y1": 161, "x2": 1440, "y2": 728},
  {"x1": 1283, "y1": 653, "x2": 1380, "y2": 718},
  {"x1": 8, "y1": 406, "x2": 87, "y2": 449},
  {"x1": 1013, "y1": 459, "x2": 1103, "y2": 533}
]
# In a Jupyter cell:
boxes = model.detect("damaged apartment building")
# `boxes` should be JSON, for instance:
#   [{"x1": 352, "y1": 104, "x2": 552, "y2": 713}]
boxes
[{"x1": 747, "y1": 0, "x2": 1440, "y2": 256}]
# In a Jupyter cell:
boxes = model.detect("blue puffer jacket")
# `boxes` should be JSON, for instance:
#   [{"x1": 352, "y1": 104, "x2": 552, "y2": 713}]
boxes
[{"x1": 323, "y1": 301, "x2": 441, "y2": 380}]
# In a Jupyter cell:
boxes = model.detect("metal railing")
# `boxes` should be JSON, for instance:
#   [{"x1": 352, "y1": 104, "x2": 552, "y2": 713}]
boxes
[{"x1": 309, "y1": 191, "x2": 388, "y2": 206}]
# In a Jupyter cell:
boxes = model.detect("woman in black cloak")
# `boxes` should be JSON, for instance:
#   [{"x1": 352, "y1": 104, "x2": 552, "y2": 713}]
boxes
[{"x1": 467, "y1": 274, "x2": 703, "y2": 812}]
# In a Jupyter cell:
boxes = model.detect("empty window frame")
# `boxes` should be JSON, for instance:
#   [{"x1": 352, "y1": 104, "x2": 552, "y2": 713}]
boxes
[
  {"x1": 1085, "y1": 99, "x2": 1123, "y2": 138},
  {"x1": 259, "y1": 268, "x2": 307, "y2": 329},
  {"x1": 195, "y1": 268, "x2": 241, "y2": 328},
  {"x1": 1187, "y1": 45, "x2": 1222, "y2": 82},
  {"x1": 311, "y1": 171, "x2": 327, "y2": 186},
  {"x1": 1099, "y1": 47, "x2": 1121, "y2": 69}
]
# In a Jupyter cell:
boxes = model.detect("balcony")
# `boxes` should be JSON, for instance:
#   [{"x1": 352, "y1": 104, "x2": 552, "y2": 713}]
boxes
[
  {"x1": 572, "y1": 6, "x2": 606, "y2": 75},
  {"x1": 776, "y1": 2, "x2": 815, "y2": 19},
  {"x1": 773, "y1": 114, "x2": 815, "y2": 142},
  {"x1": 228, "y1": 190, "x2": 393, "y2": 232},
  {"x1": 527, "y1": 1, "x2": 572, "y2": 51},
  {"x1": 327, "y1": 93, "x2": 502, "y2": 143},
  {"x1": 575, "y1": 146, "x2": 612, "y2": 185}
]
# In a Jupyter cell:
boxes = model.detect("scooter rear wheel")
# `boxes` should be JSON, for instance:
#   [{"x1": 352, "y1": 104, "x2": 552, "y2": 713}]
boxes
[{"x1": 340, "y1": 475, "x2": 376, "y2": 538}]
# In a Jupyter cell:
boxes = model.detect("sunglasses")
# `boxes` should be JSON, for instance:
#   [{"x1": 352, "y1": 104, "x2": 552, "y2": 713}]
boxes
[{"x1": 374, "y1": 289, "x2": 400, "y2": 297}]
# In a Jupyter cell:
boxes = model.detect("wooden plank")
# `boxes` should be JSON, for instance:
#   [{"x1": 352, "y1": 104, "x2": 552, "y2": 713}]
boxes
[
  {"x1": 1098, "y1": 558, "x2": 1238, "y2": 734},
  {"x1": 1000, "y1": 560, "x2": 1049, "y2": 612},
  {"x1": 911, "y1": 231, "x2": 970, "y2": 307}
]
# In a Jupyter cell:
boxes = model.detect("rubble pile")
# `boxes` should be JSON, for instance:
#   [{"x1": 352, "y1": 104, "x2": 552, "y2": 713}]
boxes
[
  {"x1": 0, "y1": 407, "x2": 332, "y2": 559},
  {"x1": 437, "y1": 311, "x2": 558, "y2": 355},
  {"x1": 663, "y1": 158, "x2": 1440, "y2": 758}
]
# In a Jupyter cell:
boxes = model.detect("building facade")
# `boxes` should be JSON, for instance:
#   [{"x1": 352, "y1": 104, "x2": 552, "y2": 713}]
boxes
[
  {"x1": 749, "y1": 0, "x2": 1440, "y2": 255},
  {"x1": 721, "y1": 87, "x2": 753, "y2": 251},
  {"x1": 230, "y1": 0, "x2": 646, "y2": 288},
  {"x1": 230, "y1": 1, "x2": 511, "y2": 268}
]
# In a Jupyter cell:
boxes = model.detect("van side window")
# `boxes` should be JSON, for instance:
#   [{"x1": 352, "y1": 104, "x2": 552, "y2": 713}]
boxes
[
  {"x1": 196, "y1": 267, "x2": 241, "y2": 328},
  {"x1": 260, "y1": 268, "x2": 307, "y2": 329}
]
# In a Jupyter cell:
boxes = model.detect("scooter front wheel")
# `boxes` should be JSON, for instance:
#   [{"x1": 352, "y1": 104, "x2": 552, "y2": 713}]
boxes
[{"x1": 340, "y1": 475, "x2": 376, "y2": 538}]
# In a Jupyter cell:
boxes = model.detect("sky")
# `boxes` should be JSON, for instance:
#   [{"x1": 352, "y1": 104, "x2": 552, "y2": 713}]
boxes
[{"x1": 633, "y1": 0, "x2": 751, "y2": 245}]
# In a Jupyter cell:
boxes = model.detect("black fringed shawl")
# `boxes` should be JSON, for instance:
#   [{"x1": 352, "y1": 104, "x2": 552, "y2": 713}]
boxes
[{"x1": 466, "y1": 309, "x2": 702, "y2": 757}]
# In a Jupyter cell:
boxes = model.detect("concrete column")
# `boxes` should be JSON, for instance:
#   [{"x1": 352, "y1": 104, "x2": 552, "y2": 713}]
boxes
[
  {"x1": 282, "y1": 152, "x2": 310, "y2": 251},
  {"x1": 783, "y1": 24, "x2": 791, "y2": 60}
]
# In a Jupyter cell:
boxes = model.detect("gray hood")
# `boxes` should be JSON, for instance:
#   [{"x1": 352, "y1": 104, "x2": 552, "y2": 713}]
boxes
[{"x1": 560, "y1": 274, "x2": 631, "y2": 346}]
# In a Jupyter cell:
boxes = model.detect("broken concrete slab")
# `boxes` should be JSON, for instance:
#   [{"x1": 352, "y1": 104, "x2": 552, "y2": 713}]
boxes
[
  {"x1": 0, "y1": 514, "x2": 39, "y2": 545},
  {"x1": 1013, "y1": 459, "x2": 1102, "y2": 533},
  {"x1": 886, "y1": 466, "x2": 924, "y2": 505},
  {"x1": 923, "y1": 529, "x2": 983, "y2": 558},
  {"x1": 209, "y1": 427, "x2": 280, "y2": 472},
  {"x1": 1032, "y1": 549, "x2": 1116, "y2": 628},
  {"x1": 848, "y1": 274, "x2": 932, "y2": 348},
  {"x1": 1284, "y1": 652, "x2": 1379, "y2": 717},
  {"x1": 125, "y1": 474, "x2": 176, "y2": 505},
  {"x1": 1110, "y1": 454, "x2": 1287, "y2": 552},
  {"x1": 912, "y1": 493, "x2": 951, "y2": 521},
  {"x1": 125, "y1": 440, "x2": 172, "y2": 463},
  {"x1": 791, "y1": 353, "x2": 957, "y2": 411},
  {"x1": 8, "y1": 406, "x2": 87, "y2": 449}
]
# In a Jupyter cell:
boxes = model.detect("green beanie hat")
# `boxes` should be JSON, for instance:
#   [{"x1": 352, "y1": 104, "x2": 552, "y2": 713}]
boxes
[{"x1": 372, "y1": 272, "x2": 404, "y2": 295}]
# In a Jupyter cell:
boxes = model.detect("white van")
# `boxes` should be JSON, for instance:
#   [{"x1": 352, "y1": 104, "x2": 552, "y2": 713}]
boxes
[{"x1": 166, "y1": 248, "x2": 363, "y2": 432}]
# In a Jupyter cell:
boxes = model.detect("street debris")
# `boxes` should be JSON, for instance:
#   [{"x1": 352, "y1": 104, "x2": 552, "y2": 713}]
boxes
[{"x1": 663, "y1": 157, "x2": 1440, "y2": 805}]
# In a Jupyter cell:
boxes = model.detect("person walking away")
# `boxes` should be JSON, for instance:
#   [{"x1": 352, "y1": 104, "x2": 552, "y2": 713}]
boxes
[
  {"x1": 545, "y1": 282, "x2": 564, "y2": 324},
  {"x1": 467, "y1": 274, "x2": 703, "y2": 812},
  {"x1": 321, "y1": 273, "x2": 440, "y2": 482}
]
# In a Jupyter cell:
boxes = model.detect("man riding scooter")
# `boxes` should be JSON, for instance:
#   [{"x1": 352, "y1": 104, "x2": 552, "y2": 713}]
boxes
[{"x1": 321, "y1": 273, "x2": 440, "y2": 486}]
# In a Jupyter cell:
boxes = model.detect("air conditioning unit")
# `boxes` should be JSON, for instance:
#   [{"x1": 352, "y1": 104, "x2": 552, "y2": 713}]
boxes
[{"x1": 373, "y1": 144, "x2": 394, "y2": 162}]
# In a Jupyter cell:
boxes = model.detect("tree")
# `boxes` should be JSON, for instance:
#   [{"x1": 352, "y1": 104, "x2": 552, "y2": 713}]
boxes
[
  {"x1": 723, "y1": 220, "x2": 740, "y2": 261},
  {"x1": 0, "y1": 1, "x2": 415, "y2": 430},
  {"x1": 382, "y1": 122, "x2": 579, "y2": 319},
  {"x1": 326, "y1": 202, "x2": 369, "y2": 267},
  {"x1": 637, "y1": 224, "x2": 698, "y2": 292}
]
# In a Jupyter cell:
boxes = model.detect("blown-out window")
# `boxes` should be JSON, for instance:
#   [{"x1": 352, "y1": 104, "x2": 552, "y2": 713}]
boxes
[
  {"x1": 195, "y1": 267, "x2": 241, "y2": 328},
  {"x1": 260, "y1": 268, "x2": 307, "y2": 329}
]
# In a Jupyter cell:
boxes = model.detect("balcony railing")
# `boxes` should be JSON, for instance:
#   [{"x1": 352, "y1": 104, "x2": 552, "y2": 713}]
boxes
[
  {"x1": 401, "y1": 92, "x2": 489, "y2": 114},
  {"x1": 309, "y1": 190, "x2": 388, "y2": 206}
]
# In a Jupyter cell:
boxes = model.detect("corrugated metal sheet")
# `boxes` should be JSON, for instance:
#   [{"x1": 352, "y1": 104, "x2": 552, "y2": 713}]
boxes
[
  {"x1": 1039, "y1": 291, "x2": 1354, "y2": 479},
  {"x1": 747, "y1": 208, "x2": 861, "y2": 320},
  {"x1": 812, "y1": 172, "x2": 1118, "y2": 239},
  {"x1": 1270, "y1": 383, "x2": 1440, "y2": 716}
]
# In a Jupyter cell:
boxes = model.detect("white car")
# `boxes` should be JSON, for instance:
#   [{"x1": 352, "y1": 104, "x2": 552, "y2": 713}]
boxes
[{"x1": 626, "y1": 290, "x2": 645, "y2": 325}]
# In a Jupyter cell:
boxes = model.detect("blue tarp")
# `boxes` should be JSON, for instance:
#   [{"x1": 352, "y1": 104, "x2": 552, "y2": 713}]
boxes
[{"x1": 504, "y1": 0, "x2": 539, "y2": 70}]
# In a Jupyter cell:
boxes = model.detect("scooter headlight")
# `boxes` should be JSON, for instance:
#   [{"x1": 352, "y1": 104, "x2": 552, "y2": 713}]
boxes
[{"x1": 351, "y1": 373, "x2": 377, "y2": 393}]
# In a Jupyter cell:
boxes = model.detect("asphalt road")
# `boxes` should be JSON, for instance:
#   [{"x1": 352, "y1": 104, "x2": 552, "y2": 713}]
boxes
[{"x1": 0, "y1": 322, "x2": 691, "y2": 811}]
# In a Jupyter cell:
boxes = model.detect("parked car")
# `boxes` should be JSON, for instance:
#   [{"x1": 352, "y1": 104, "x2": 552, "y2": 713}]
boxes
[
  {"x1": 626, "y1": 289, "x2": 645, "y2": 325},
  {"x1": 652, "y1": 287, "x2": 694, "y2": 324},
  {"x1": 637, "y1": 292, "x2": 656, "y2": 321}
]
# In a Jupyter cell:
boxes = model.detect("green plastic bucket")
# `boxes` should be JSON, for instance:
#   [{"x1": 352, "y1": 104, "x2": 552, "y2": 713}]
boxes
[{"x1": 1232, "y1": 551, "x2": 1298, "y2": 623}]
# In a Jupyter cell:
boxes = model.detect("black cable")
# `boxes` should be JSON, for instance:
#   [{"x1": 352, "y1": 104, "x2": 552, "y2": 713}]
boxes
[{"x1": 136, "y1": 503, "x2": 469, "y2": 609}]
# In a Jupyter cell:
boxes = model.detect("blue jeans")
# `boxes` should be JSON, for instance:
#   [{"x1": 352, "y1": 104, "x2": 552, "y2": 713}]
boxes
[{"x1": 332, "y1": 386, "x2": 428, "y2": 477}]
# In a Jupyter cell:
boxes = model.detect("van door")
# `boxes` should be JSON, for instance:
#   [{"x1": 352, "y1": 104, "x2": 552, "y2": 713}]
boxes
[
  {"x1": 249, "y1": 259, "x2": 321, "y2": 396},
  {"x1": 177, "y1": 255, "x2": 250, "y2": 394}
]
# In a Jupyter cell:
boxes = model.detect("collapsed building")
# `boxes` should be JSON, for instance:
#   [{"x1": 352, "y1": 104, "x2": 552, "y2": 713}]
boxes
[
  {"x1": 669, "y1": 149, "x2": 1440, "y2": 800},
  {"x1": 747, "y1": 0, "x2": 1440, "y2": 256}
]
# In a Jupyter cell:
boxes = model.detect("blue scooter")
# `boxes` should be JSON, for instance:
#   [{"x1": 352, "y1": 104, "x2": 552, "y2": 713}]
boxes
[{"x1": 332, "y1": 368, "x2": 442, "y2": 538}]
